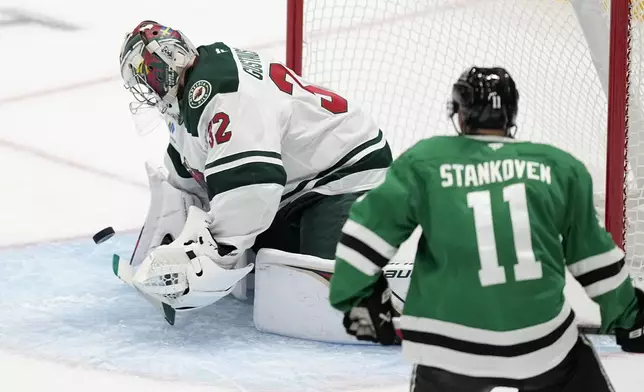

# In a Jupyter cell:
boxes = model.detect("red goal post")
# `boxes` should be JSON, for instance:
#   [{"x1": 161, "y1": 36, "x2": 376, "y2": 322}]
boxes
[
  {"x1": 286, "y1": 0, "x2": 639, "y2": 260},
  {"x1": 606, "y1": 0, "x2": 629, "y2": 249}
]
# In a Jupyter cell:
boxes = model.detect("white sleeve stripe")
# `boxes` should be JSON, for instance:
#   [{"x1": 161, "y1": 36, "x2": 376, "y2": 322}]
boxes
[
  {"x1": 567, "y1": 247, "x2": 625, "y2": 277},
  {"x1": 584, "y1": 265, "x2": 630, "y2": 298},
  {"x1": 336, "y1": 243, "x2": 381, "y2": 276},
  {"x1": 204, "y1": 156, "x2": 283, "y2": 177},
  {"x1": 342, "y1": 220, "x2": 397, "y2": 259}
]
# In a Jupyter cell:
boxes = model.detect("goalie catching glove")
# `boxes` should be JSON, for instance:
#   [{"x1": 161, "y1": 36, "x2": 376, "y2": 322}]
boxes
[
  {"x1": 343, "y1": 273, "x2": 400, "y2": 345},
  {"x1": 132, "y1": 205, "x2": 253, "y2": 311}
]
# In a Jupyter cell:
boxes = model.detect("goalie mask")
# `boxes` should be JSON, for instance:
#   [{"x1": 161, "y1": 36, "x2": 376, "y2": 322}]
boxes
[
  {"x1": 119, "y1": 21, "x2": 198, "y2": 118},
  {"x1": 448, "y1": 66, "x2": 519, "y2": 137}
]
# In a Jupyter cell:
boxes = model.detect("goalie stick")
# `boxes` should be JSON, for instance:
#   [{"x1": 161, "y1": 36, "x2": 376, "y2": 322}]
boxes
[{"x1": 112, "y1": 254, "x2": 176, "y2": 325}]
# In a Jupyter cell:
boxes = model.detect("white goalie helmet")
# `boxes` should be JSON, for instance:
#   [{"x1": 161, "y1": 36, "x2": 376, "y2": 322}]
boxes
[{"x1": 119, "y1": 21, "x2": 198, "y2": 120}]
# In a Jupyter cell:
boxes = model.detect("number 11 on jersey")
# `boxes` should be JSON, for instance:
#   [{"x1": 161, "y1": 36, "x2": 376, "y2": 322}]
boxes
[{"x1": 467, "y1": 183, "x2": 543, "y2": 287}]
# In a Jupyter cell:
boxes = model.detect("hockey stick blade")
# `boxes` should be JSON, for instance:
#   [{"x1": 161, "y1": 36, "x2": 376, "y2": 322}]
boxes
[
  {"x1": 112, "y1": 253, "x2": 133, "y2": 284},
  {"x1": 112, "y1": 254, "x2": 176, "y2": 325}
]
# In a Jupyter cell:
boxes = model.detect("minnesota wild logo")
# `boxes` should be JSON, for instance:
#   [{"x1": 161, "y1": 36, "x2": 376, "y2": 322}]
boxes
[{"x1": 188, "y1": 80, "x2": 212, "y2": 109}]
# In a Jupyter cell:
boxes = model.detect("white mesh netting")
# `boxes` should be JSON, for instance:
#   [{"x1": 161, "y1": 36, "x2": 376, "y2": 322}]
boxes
[{"x1": 299, "y1": 0, "x2": 644, "y2": 281}]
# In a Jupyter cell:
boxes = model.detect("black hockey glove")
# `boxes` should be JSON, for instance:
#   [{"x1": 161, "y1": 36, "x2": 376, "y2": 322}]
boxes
[
  {"x1": 342, "y1": 273, "x2": 400, "y2": 345},
  {"x1": 615, "y1": 288, "x2": 644, "y2": 353}
]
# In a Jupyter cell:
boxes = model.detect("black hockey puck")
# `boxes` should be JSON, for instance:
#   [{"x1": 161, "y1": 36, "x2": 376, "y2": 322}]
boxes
[{"x1": 93, "y1": 227, "x2": 115, "y2": 244}]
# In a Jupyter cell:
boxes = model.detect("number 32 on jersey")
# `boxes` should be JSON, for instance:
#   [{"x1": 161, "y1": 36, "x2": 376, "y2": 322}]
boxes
[
  {"x1": 207, "y1": 112, "x2": 231, "y2": 147},
  {"x1": 468, "y1": 183, "x2": 543, "y2": 287}
]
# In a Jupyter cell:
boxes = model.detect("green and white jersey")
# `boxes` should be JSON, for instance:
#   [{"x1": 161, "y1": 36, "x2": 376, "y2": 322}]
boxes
[
  {"x1": 164, "y1": 42, "x2": 391, "y2": 254},
  {"x1": 330, "y1": 135, "x2": 638, "y2": 379}
]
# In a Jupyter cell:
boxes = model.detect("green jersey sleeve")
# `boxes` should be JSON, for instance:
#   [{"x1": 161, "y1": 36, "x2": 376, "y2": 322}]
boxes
[
  {"x1": 563, "y1": 160, "x2": 638, "y2": 332},
  {"x1": 330, "y1": 153, "x2": 418, "y2": 312}
]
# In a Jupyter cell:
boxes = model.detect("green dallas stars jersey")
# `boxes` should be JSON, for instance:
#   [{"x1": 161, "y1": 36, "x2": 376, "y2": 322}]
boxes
[
  {"x1": 162, "y1": 42, "x2": 391, "y2": 255},
  {"x1": 330, "y1": 135, "x2": 638, "y2": 379}
]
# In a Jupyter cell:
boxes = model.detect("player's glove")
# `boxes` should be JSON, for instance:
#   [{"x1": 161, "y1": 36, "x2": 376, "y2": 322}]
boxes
[
  {"x1": 342, "y1": 273, "x2": 400, "y2": 345},
  {"x1": 615, "y1": 288, "x2": 644, "y2": 353}
]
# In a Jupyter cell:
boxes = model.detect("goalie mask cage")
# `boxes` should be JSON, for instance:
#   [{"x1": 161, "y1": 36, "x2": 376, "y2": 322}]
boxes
[{"x1": 287, "y1": 0, "x2": 644, "y2": 324}]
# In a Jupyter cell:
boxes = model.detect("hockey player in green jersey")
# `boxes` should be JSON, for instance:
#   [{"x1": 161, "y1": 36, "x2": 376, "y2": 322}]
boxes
[
  {"x1": 330, "y1": 67, "x2": 644, "y2": 391},
  {"x1": 116, "y1": 21, "x2": 391, "y2": 316}
]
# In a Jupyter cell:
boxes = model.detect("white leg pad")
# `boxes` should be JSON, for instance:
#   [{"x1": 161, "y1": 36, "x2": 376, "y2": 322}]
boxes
[
  {"x1": 253, "y1": 249, "x2": 369, "y2": 344},
  {"x1": 253, "y1": 248, "x2": 415, "y2": 343}
]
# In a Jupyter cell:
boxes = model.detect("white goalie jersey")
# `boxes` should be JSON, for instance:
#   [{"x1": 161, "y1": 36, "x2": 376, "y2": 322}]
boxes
[{"x1": 163, "y1": 42, "x2": 392, "y2": 256}]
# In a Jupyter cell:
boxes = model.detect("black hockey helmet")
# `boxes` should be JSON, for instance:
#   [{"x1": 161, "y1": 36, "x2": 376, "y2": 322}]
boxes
[{"x1": 448, "y1": 67, "x2": 519, "y2": 137}]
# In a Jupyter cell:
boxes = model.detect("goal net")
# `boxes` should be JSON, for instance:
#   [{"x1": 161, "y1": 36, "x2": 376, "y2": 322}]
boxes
[{"x1": 287, "y1": 0, "x2": 644, "y2": 326}]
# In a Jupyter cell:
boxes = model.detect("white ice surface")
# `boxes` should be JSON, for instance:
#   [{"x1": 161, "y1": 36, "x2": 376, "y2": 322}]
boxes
[
  {"x1": 1, "y1": 0, "x2": 644, "y2": 390},
  {"x1": 0, "y1": 235, "x2": 411, "y2": 392},
  {"x1": 0, "y1": 349, "x2": 406, "y2": 392},
  {"x1": 0, "y1": 351, "x2": 216, "y2": 392}
]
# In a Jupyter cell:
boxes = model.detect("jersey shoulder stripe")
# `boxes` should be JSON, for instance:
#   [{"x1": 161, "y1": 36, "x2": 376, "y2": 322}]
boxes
[{"x1": 181, "y1": 42, "x2": 239, "y2": 137}]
